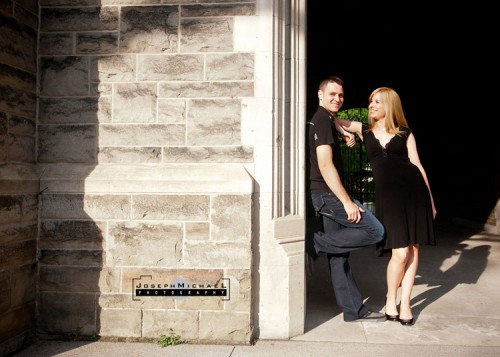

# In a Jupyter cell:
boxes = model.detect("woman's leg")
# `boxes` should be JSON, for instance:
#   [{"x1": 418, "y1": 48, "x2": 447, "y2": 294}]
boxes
[
  {"x1": 399, "y1": 244, "x2": 419, "y2": 320},
  {"x1": 385, "y1": 246, "x2": 410, "y2": 317}
]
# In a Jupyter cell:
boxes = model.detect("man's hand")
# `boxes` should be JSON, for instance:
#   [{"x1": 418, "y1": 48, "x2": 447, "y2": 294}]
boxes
[
  {"x1": 342, "y1": 132, "x2": 356, "y2": 148},
  {"x1": 343, "y1": 200, "x2": 365, "y2": 223}
]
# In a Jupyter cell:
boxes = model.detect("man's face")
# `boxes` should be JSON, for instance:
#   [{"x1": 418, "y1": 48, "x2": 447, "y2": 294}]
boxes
[{"x1": 318, "y1": 82, "x2": 344, "y2": 114}]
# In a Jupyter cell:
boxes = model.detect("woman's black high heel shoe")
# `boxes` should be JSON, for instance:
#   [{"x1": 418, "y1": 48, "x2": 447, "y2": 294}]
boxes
[
  {"x1": 399, "y1": 317, "x2": 414, "y2": 326},
  {"x1": 385, "y1": 313, "x2": 399, "y2": 321},
  {"x1": 384, "y1": 298, "x2": 399, "y2": 321}
]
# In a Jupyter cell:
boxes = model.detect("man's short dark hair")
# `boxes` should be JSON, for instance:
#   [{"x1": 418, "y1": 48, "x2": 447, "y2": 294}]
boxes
[{"x1": 319, "y1": 76, "x2": 344, "y2": 91}]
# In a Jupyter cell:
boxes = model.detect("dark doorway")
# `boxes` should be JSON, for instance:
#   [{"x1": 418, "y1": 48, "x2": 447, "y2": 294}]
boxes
[
  {"x1": 306, "y1": 2, "x2": 498, "y2": 226},
  {"x1": 304, "y1": 2, "x2": 498, "y2": 338}
]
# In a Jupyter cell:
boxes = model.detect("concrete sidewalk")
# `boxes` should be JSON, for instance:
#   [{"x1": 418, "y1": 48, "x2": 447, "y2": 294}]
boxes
[{"x1": 12, "y1": 220, "x2": 500, "y2": 356}]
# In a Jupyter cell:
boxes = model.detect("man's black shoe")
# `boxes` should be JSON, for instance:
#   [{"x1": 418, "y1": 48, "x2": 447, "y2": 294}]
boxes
[{"x1": 355, "y1": 310, "x2": 386, "y2": 322}]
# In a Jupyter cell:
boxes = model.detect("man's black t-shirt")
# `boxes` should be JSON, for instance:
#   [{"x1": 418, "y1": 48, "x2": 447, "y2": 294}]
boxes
[{"x1": 307, "y1": 106, "x2": 344, "y2": 194}]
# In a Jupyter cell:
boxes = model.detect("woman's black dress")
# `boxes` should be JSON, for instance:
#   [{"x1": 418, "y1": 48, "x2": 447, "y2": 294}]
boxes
[{"x1": 362, "y1": 125, "x2": 435, "y2": 249}]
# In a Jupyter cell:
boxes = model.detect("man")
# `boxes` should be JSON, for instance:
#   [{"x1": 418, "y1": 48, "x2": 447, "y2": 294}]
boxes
[{"x1": 307, "y1": 75, "x2": 386, "y2": 322}]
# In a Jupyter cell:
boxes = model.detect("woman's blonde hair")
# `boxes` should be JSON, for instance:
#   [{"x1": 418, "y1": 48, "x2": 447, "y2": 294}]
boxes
[{"x1": 368, "y1": 87, "x2": 408, "y2": 135}]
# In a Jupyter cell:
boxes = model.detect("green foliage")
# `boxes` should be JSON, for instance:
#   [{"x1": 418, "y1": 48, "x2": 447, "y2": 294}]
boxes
[
  {"x1": 337, "y1": 107, "x2": 369, "y2": 124},
  {"x1": 157, "y1": 328, "x2": 183, "y2": 347},
  {"x1": 338, "y1": 108, "x2": 375, "y2": 204}
]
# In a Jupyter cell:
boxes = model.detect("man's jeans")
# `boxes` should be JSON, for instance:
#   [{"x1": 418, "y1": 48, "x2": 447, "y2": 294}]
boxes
[
  {"x1": 311, "y1": 192, "x2": 385, "y2": 254},
  {"x1": 310, "y1": 192, "x2": 385, "y2": 321}
]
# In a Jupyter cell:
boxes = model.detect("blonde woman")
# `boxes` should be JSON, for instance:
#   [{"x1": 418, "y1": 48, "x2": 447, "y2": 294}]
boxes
[{"x1": 338, "y1": 87, "x2": 437, "y2": 325}]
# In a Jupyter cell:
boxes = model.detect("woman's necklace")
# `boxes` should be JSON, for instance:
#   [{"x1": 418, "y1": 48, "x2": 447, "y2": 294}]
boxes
[{"x1": 377, "y1": 124, "x2": 386, "y2": 132}]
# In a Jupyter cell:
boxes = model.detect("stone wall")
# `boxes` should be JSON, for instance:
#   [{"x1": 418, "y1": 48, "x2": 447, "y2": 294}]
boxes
[
  {"x1": 0, "y1": 0, "x2": 39, "y2": 355},
  {"x1": 36, "y1": 0, "x2": 256, "y2": 344}
]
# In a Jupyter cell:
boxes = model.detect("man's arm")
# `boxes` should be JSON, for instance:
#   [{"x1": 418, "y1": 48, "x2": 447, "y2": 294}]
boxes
[{"x1": 316, "y1": 144, "x2": 364, "y2": 222}]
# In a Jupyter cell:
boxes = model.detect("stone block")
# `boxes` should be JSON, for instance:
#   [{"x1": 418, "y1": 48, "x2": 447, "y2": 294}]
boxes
[
  {"x1": 162, "y1": 146, "x2": 253, "y2": 163},
  {"x1": 185, "y1": 222, "x2": 209, "y2": 240},
  {"x1": 37, "y1": 164, "x2": 253, "y2": 194},
  {"x1": 142, "y1": 310, "x2": 199, "y2": 340},
  {"x1": 98, "y1": 147, "x2": 162, "y2": 164},
  {"x1": 40, "y1": 0, "x2": 97, "y2": 5},
  {"x1": 131, "y1": 194, "x2": 209, "y2": 221},
  {"x1": 180, "y1": 18, "x2": 233, "y2": 52},
  {"x1": 0, "y1": 64, "x2": 36, "y2": 93},
  {"x1": 139, "y1": 54, "x2": 204, "y2": 81},
  {"x1": 99, "y1": 309, "x2": 141, "y2": 337},
  {"x1": 39, "y1": 249, "x2": 104, "y2": 266},
  {"x1": 211, "y1": 194, "x2": 251, "y2": 241},
  {"x1": 90, "y1": 55, "x2": 136, "y2": 82},
  {"x1": 99, "y1": 0, "x2": 160, "y2": 5},
  {"x1": 37, "y1": 124, "x2": 96, "y2": 163},
  {"x1": 99, "y1": 124, "x2": 185, "y2": 146},
  {"x1": 39, "y1": 266, "x2": 120, "y2": 293},
  {"x1": 158, "y1": 81, "x2": 254, "y2": 98},
  {"x1": 0, "y1": 85, "x2": 36, "y2": 118},
  {"x1": 76, "y1": 32, "x2": 118, "y2": 54},
  {"x1": 187, "y1": 99, "x2": 241, "y2": 145},
  {"x1": 10, "y1": 263, "x2": 37, "y2": 306},
  {"x1": 39, "y1": 97, "x2": 112, "y2": 124},
  {"x1": 0, "y1": 240, "x2": 36, "y2": 270},
  {"x1": 16, "y1": 0, "x2": 38, "y2": 15},
  {"x1": 39, "y1": 56, "x2": 89, "y2": 96},
  {"x1": 181, "y1": 3, "x2": 255, "y2": 17},
  {"x1": 158, "y1": 99, "x2": 186, "y2": 124},
  {"x1": 8, "y1": 135, "x2": 35, "y2": 163},
  {"x1": 183, "y1": 241, "x2": 251, "y2": 268},
  {"x1": 14, "y1": 4, "x2": 38, "y2": 30},
  {"x1": 206, "y1": 53, "x2": 254, "y2": 80},
  {"x1": 41, "y1": 194, "x2": 130, "y2": 220},
  {"x1": 40, "y1": 7, "x2": 118, "y2": 32},
  {"x1": 40, "y1": 220, "x2": 106, "y2": 250},
  {"x1": 0, "y1": 222, "x2": 37, "y2": 245},
  {"x1": 0, "y1": 138, "x2": 6, "y2": 162},
  {"x1": 0, "y1": 195, "x2": 37, "y2": 224},
  {"x1": 99, "y1": 293, "x2": 175, "y2": 310},
  {"x1": 90, "y1": 83, "x2": 112, "y2": 96},
  {"x1": 38, "y1": 292, "x2": 96, "y2": 335},
  {"x1": 0, "y1": 271, "x2": 10, "y2": 313},
  {"x1": 0, "y1": 165, "x2": 39, "y2": 194},
  {"x1": 175, "y1": 294, "x2": 223, "y2": 311},
  {"x1": 0, "y1": 112, "x2": 6, "y2": 135},
  {"x1": 9, "y1": 115, "x2": 35, "y2": 136},
  {"x1": 39, "y1": 33, "x2": 73, "y2": 55},
  {"x1": 0, "y1": 303, "x2": 35, "y2": 343},
  {"x1": 113, "y1": 83, "x2": 157, "y2": 123},
  {"x1": 120, "y1": 6, "x2": 178, "y2": 53},
  {"x1": 224, "y1": 269, "x2": 252, "y2": 312},
  {"x1": 199, "y1": 311, "x2": 251, "y2": 343},
  {"x1": 0, "y1": 16, "x2": 37, "y2": 73},
  {"x1": 107, "y1": 221, "x2": 182, "y2": 266}
]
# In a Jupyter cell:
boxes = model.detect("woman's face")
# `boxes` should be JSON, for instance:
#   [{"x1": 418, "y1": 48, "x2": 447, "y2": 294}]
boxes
[{"x1": 368, "y1": 92, "x2": 385, "y2": 120}]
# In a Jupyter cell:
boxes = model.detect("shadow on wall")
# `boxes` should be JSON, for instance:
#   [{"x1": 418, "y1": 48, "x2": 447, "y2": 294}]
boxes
[{"x1": 37, "y1": 3, "x2": 105, "y2": 340}]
